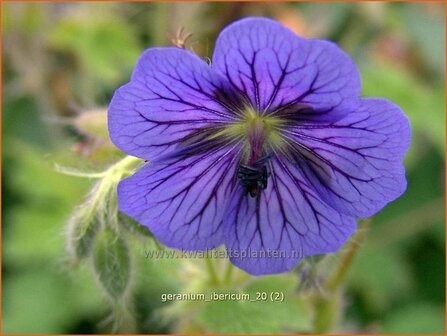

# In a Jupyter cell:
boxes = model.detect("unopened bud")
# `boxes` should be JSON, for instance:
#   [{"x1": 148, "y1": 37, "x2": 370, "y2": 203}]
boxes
[
  {"x1": 67, "y1": 209, "x2": 101, "y2": 261},
  {"x1": 118, "y1": 211, "x2": 153, "y2": 239},
  {"x1": 93, "y1": 228, "x2": 132, "y2": 301}
]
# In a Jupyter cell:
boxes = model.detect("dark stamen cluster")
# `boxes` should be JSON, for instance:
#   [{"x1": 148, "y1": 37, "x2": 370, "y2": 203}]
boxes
[{"x1": 237, "y1": 156, "x2": 271, "y2": 197}]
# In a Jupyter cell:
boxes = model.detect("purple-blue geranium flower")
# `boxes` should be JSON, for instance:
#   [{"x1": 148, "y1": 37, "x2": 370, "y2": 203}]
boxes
[{"x1": 108, "y1": 17, "x2": 410, "y2": 275}]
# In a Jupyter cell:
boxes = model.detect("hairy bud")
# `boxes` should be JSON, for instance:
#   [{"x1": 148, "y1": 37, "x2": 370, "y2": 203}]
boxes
[
  {"x1": 92, "y1": 228, "x2": 132, "y2": 301},
  {"x1": 118, "y1": 211, "x2": 153, "y2": 239},
  {"x1": 67, "y1": 208, "x2": 101, "y2": 262}
]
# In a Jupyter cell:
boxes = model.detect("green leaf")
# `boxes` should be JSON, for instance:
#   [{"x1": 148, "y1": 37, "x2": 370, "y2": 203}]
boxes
[{"x1": 93, "y1": 228, "x2": 132, "y2": 301}]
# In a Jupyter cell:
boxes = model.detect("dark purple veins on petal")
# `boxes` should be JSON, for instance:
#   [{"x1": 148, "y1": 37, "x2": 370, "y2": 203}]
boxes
[
  {"x1": 108, "y1": 47, "x2": 241, "y2": 161},
  {"x1": 118, "y1": 144, "x2": 241, "y2": 250},
  {"x1": 212, "y1": 17, "x2": 361, "y2": 121},
  {"x1": 109, "y1": 17, "x2": 410, "y2": 276},
  {"x1": 279, "y1": 98, "x2": 410, "y2": 218},
  {"x1": 224, "y1": 156, "x2": 356, "y2": 275}
]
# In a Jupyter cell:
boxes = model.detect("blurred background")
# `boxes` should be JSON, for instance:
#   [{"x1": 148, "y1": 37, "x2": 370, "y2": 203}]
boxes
[{"x1": 2, "y1": 2, "x2": 445, "y2": 334}]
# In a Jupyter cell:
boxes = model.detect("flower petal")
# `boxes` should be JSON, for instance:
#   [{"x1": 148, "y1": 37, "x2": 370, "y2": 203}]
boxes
[
  {"x1": 118, "y1": 144, "x2": 241, "y2": 250},
  {"x1": 108, "y1": 47, "x2": 238, "y2": 160},
  {"x1": 282, "y1": 98, "x2": 411, "y2": 218},
  {"x1": 212, "y1": 17, "x2": 360, "y2": 121},
  {"x1": 223, "y1": 157, "x2": 356, "y2": 275}
]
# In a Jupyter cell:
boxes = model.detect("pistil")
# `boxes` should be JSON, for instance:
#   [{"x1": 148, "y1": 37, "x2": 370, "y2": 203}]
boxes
[{"x1": 247, "y1": 119, "x2": 266, "y2": 166}]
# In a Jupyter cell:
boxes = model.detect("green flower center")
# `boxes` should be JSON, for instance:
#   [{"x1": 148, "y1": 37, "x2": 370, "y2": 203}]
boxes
[{"x1": 213, "y1": 107, "x2": 285, "y2": 163}]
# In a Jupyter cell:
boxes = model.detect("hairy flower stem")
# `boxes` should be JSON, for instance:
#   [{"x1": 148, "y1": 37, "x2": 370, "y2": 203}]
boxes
[
  {"x1": 87, "y1": 155, "x2": 142, "y2": 216},
  {"x1": 313, "y1": 218, "x2": 371, "y2": 333},
  {"x1": 108, "y1": 155, "x2": 143, "y2": 178},
  {"x1": 64, "y1": 155, "x2": 143, "y2": 263},
  {"x1": 326, "y1": 218, "x2": 371, "y2": 292},
  {"x1": 57, "y1": 155, "x2": 142, "y2": 180}
]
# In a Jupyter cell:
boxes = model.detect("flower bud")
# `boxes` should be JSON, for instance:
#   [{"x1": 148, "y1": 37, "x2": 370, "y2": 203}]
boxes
[
  {"x1": 118, "y1": 211, "x2": 153, "y2": 239},
  {"x1": 67, "y1": 209, "x2": 101, "y2": 262},
  {"x1": 92, "y1": 227, "x2": 132, "y2": 301},
  {"x1": 74, "y1": 109, "x2": 108, "y2": 139}
]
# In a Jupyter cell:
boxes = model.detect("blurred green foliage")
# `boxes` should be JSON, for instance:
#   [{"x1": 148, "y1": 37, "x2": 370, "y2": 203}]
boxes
[
  {"x1": 196, "y1": 276, "x2": 311, "y2": 333},
  {"x1": 2, "y1": 2, "x2": 445, "y2": 334},
  {"x1": 49, "y1": 14, "x2": 141, "y2": 85}
]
